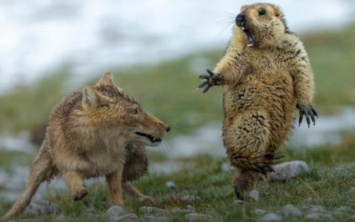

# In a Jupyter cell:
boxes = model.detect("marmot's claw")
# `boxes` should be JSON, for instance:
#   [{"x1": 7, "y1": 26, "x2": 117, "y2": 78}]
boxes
[
  {"x1": 198, "y1": 69, "x2": 223, "y2": 93},
  {"x1": 298, "y1": 104, "x2": 318, "y2": 127}
]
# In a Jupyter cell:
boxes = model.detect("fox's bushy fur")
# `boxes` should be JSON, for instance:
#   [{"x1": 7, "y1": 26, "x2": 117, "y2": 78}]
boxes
[{"x1": 3, "y1": 72, "x2": 170, "y2": 219}]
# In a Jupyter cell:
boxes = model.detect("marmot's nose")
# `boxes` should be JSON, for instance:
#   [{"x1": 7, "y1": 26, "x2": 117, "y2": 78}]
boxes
[
  {"x1": 166, "y1": 126, "x2": 171, "y2": 133},
  {"x1": 236, "y1": 12, "x2": 246, "y2": 26}
]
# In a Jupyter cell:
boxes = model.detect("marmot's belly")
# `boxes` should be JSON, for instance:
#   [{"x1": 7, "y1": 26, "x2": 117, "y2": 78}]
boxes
[{"x1": 223, "y1": 80, "x2": 295, "y2": 150}]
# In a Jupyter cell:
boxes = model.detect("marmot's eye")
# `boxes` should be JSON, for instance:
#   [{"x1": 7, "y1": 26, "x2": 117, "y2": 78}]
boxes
[{"x1": 258, "y1": 9, "x2": 266, "y2": 16}]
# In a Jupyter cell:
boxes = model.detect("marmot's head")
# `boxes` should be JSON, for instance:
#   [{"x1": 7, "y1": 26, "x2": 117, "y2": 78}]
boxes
[{"x1": 234, "y1": 3, "x2": 289, "y2": 48}]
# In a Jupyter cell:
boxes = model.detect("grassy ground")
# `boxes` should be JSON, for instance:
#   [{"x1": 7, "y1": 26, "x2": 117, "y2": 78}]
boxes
[
  {"x1": 0, "y1": 24, "x2": 354, "y2": 221},
  {"x1": 1, "y1": 134, "x2": 354, "y2": 221}
]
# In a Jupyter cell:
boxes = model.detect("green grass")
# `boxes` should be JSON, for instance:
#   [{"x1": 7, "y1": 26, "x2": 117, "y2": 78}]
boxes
[
  {"x1": 2, "y1": 136, "x2": 351, "y2": 221},
  {"x1": 1, "y1": 23, "x2": 354, "y2": 136}
]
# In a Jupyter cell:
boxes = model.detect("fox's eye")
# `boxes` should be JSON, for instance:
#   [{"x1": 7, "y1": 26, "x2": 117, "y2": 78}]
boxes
[
  {"x1": 131, "y1": 108, "x2": 139, "y2": 114},
  {"x1": 258, "y1": 8, "x2": 266, "y2": 16}
]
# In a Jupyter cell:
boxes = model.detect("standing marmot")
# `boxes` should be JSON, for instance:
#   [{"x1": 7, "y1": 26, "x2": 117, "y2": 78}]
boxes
[{"x1": 199, "y1": 3, "x2": 317, "y2": 200}]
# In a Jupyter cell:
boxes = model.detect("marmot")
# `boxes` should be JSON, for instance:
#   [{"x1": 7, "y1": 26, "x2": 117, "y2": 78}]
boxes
[{"x1": 199, "y1": 3, "x2": 317, "y2": 200}]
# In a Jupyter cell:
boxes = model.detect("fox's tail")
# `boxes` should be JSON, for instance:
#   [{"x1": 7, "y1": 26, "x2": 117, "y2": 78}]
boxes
[{"x1": 2, "y1": 143, "x2": 56, "y2": 220}]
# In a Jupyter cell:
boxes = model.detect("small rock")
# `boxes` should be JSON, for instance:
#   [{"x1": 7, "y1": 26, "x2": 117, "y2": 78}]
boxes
[
  {"x1": 55, "y1": 214, "x2": 66, "y2": 221},
  {"x1": 280, "y1": 204, "x2": 302, "y2": 217},
  {"x1": 185, "y1": 213, "x2": 213, "y2": 221},
  {"x1": 180, "y1": 195, "x2": 201, "y2": 202},
  {"x1": 261, "y1": 212, "x2": 281, "y2": 221},
  {"x1": 139, "y1": 206, "x2": 168, "y2": 215},
  {"x1": 111, "y1": 213, "x2": 139, "y2": 221},
  {"x1": 322, "y1": 213, "x2": 334, "y2": 221},
  {"x1": 231, "y1": 199, "x2": 244, "y2": 205},
  {"x1": 270, "y1": 161, "x2": 309, "y2": 181},
  {"x1": 106, "y1": 205, "x2": 127, "y2": 217},
  {"x1": 23, "y1": 199, "x2": 60, "y2": 217},
  {"x1": 305, "y1": 212, "x2": 321, "y2": 219},
  {"x1": 144, "y1": 215, "x2": 170, "y2": 222},
  {"x1": 166, "y1": 181, "x2": 176, "y2": 189},
  {"x1": 249, "y1": 190, "x2": 259, "y2": 201},
  {"x1": 252, "y1": 208, "x2": 266, "y2": 216},
  {"x1": 334, "y1": 206, "x2": 352, "y2": 212},
  {"x1": 350, "y1": 215, "x2": 355, "y2": 219},
  {"x1": 348, "y1": 187, "x2": 355, "y2": 193},
  {"x1": 221, "y1": 163, "x2": 235, "y2": 172},
  {"x1": 170, "y1": 207, "x2": 194, "y2": 214},
  {"x1": 307, "y1": 205, "x2": 326, "y2": 213}
]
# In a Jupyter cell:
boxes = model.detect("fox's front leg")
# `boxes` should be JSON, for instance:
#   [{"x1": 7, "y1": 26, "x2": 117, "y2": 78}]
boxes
[
  {"x1": 62, "y1": 171, "x2": 88, "y2": 201},
  {"x1": 106, "y1": 164, "x2": 125, "y2": 207}
]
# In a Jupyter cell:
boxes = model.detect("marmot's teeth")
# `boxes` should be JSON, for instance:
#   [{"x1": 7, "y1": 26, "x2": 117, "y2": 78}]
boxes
[{"x1": 241, "y1": 27, "x2": 245, "y2": 31}]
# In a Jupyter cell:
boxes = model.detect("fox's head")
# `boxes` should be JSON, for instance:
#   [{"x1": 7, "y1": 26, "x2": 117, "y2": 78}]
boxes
[{"x1": 82, "y1": 71, "x2": 170, "y2": 147}]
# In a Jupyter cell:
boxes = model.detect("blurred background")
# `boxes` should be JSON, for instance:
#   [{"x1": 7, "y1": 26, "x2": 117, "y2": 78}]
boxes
[{"x1": 0, "y1": 0, "x2": 355, "y2": 210}]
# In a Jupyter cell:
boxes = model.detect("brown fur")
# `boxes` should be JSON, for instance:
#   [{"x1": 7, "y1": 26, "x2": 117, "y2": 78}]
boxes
[
  {"x1": 3, "y1": 72, "x2": 170, "y2": 219},
  {"x1": 199, "y1": 3, "x2": 317, "y2": 200}
]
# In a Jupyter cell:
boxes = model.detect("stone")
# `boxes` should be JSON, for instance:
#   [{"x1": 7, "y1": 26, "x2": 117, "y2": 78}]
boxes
[
  {"x1": 305, "y1": 212, "x2": 321, "y2": 220},
  {"x1": 221, "y1": 163, "x2": 235, "y2": 172},
  {"x1": 252, "y1": 208, "x2": 266, "y2": 216},
  {"x1": 231, "y1": 199, "x2": 244, "y2": 205},
  {"x1": 248, "y1": 190, "x2": 259, "y2": 201},
  {"x1": 270, "y1": 161, "x2": 309, "y2": 181},
  {"x1": 185, "y1": 213, "x2": 213, "y2": 221},
  {"x1": 261, "y1": 212, "x2": 281, "y2": 221},
  {"x1": 106, "y1": 205, "x2": 127, "y2": 217},
  {"x1": 280, "y1": 204, "x2": 302, "y2": 217},
  {"x1": 307, "y1": 205, "x2": 326, "y2": 213},
  {"x1": 144, "y1": 216, "x2": 170, "y2": 222},
  {"x1": 139, "y1": 206, "x2": 168, "y2": 215},
  {"x1": 170, "y1": 207, "x2": 194, "y2": 214},
  {"x1": 23, "y1": 199, "x2": 60, "y2": 217},
  {"x1": 166, "y1": 181, "x2": 176, "y2": 189},
  {"x1": 180, "y1": 195, "x2": 201, "y2": 202},
  {"x1": 110, "y1": 213, "x2": 139, "y2": 221}
]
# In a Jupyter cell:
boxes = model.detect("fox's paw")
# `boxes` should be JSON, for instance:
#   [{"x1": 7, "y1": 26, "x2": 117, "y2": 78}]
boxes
[
  {"x1": 297, "y1": 103, "x2": 318, "y2": 127},
  {"x1": 138, "y1": 195, "x2": 156, "y2": 205},
  {"x1": 73, "y1": 188, "x2": 88, "y2": 201},
  {"x1": 198, "y1": 69, "x2": 223, "y2": 93}
]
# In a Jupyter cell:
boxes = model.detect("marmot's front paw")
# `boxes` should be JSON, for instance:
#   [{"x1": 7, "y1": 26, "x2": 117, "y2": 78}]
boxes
[
  {"x1": 198, "y1": 69, "x2": 223, "y2": 93},
  {"x1": 297, "y1": 104, "x2": 318, "y2": 127}
]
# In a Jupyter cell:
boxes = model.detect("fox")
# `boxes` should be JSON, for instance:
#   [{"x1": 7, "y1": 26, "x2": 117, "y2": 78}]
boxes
[{"x1": 2, "y1": 71, "x2": 170, "y2": 219}]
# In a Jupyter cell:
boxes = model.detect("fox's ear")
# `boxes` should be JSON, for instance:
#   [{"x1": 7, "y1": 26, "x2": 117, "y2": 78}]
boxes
[
  {"x1": 95, "y1": 71, "x2": 116, "y2": 87},
  {"x1": 83, "y1": 86, "x2": 98, "y2": 107}
]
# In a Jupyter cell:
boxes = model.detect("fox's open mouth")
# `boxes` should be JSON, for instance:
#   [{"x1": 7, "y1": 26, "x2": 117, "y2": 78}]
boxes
[
  {"x1": 239, "y1": 26, "x2": 255, "y2": 47},
  {"x1": 135, "y1": 132, "x2": 162, "y2": 143}
]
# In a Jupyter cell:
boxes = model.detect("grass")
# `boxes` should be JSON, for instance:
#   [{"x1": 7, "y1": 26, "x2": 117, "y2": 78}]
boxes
[
  {"x1": 0, "y1": 23, "x2": 355, "y2": 221},
  {"x1": 1, "y1": 136, "x2": 353, "y2": 221},
  {"x1": 1, "y1": 23, "x2": 354, "y2": 137}
]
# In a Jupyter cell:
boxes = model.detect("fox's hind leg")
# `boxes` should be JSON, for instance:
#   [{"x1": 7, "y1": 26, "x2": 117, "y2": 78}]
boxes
[
  {"x1": 62, "y1": 171, "x2": 88, "y2": 201},
  {"x1": 122, "y1": 144, "x2": 155, "y2": 204}
]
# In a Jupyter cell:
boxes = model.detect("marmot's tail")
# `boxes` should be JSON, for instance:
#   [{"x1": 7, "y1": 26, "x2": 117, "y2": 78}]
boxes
[
  {"x1": 229, "y1": 152, "x2": 284, "y2": 174},
  {"x1": 2, "y1": 145, "x2": 55, "y2": 220}
]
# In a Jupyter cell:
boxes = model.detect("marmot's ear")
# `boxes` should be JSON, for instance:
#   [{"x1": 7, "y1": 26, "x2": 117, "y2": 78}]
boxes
[
  {"x1": 272, "y1": 5, "x2": 290, "y2": 33},
  {"x1": 95, "y1": 71, "x2": 116, "y2": 87}
]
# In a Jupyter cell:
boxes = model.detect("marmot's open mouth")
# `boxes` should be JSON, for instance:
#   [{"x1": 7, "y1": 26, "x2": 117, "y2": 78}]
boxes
[
  {"x1": 135, "y1": 132, "x2": 162, "y2": 143},
  {"x1": 240, "y1": 26, "x2": 255, "y2": 47}
]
